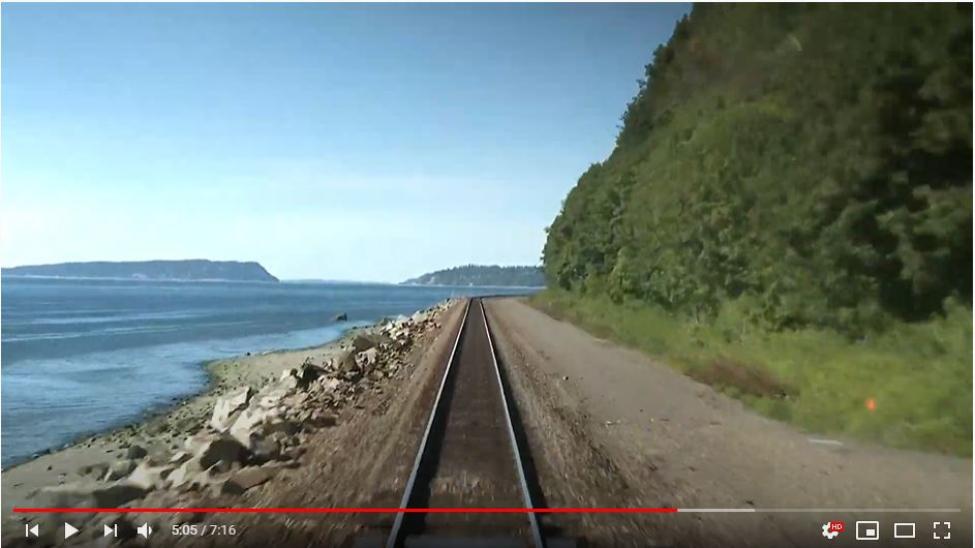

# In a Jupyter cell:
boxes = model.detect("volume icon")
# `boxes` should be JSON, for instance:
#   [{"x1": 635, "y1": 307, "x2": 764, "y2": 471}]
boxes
[{"x1": 136, "y1": 523, "x2": 152, "y2": 539}]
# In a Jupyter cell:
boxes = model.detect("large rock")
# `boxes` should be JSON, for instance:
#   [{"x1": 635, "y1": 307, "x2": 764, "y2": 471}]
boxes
[
  {"x1": 308, "y1": 410, "x2": 338, "y2": 429},
  {"x1": 386, "y1": 322, "x2": 413, "y2": 345},
  {"x1": 196, "y1": 436, "x2": 249, "y2": 471},
  {"x1": 333, "y1": 350, "x2": 358, "y2": 372},
  {"x1": 34, "y1": 482, "x2": 147, "y2": 508},
  {"x1": 104, "y1": 459, "x2": 138, "y2": 481},
  {"x1": 278, "y1": 363, "x2": 322, "y2": 391},
  {"x1": 297, "y1": 361, "x2": 325, "y2": 384},
  {"x1": 125, "y1": 461, "x2": 173, "y2": 491},
  {"x1": 169, "y1": 457, "x2": 207, "y2": 491},
  {"x1": 78, "y1": 462, "x2": 110, "y2": 479},
  {"x1": 125, "y1": 445, "x2": 148, "y2": 460},
  {"x1": 317, "y1": 376, "x2": 341, "y2": 393},
  {"x1": 356, "y1": 348, "x2": 379, "y2": 369},
  {"x1": 256, "y1": 386, "x2": 290, "y2": 409},
  {"x1": 184, "y1": 432, "x2": 214, "y2": 455},
  {"x1": 279, "y1": 369, "x2": 301, "y2": 391},
  {"x1": 249, "y1": 436, "x2": 282, "y2": 463},
  {"x1": 351, "y1": 334, "x2": 377, "y2": 352},
  {"x1": 219, "y1": 466, "x2": 276, "y2": 495},
  {"x1": 229, "y1": 406, "x2": 297, "y2": 452},
  {"x1": 209, "y1": 387, "x2": 252, "y2": 432}
]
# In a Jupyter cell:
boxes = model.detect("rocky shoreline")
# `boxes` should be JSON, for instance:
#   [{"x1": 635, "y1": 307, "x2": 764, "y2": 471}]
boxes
[{"x1": 2, "y1": 300, "x2": 454, "y2": 546}]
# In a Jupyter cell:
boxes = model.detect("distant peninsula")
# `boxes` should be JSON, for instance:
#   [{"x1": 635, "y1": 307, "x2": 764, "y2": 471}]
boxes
[
  {"x1": 403, "y1": 265, "x2": 544, "y2": 287},
  {"x1": 2, "y1": 260, "x2": 279, "y2": 282}
]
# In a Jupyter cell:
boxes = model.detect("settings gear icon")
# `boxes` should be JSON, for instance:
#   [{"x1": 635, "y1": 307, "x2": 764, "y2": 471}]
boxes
[{"x1": 822, "y1": 522, "x2": 840, "y2": 540}]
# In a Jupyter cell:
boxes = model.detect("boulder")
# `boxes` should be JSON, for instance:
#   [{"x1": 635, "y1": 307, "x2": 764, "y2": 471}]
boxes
[
  {"x1": 104, "y1": 459, "x2": 138, "y2": 481},
  {"x1": 168, "y1": 457, "x2": 207, "y2": 491},
  {"x1": 33, "y1": 483, "x2": 97, "y2": 508},
  {"x1": 229, "y1": 407, "x2": 268, "y2": 446},
  {"x1": 95, "y1": 483, "x2": 150, "y2": 507},
  {"x1": 387, "y1": 324, "x2": 413, "y2": 345},
  {"x1": 195, "y1": 436, "x2": 249, "y2": 471},
  {"x1": 229, "y1": 407, "x2": 297, "y2": 451},
  {"x1": 351, "y1": 334, "x2": 377, "y2": 352},
  {"x1": 77, "y1": 462, "x2": 110, "y2": 479},
  {"x1": 277, "y1": 368, "x2": 301, "y2": 392},
  {"x1": 219, "y1": 466, "x2": 276, "y2": 495},
  {"x1": 317, "y1": 377, "x2": 341, "y2": 393},
  {"x1": 184, "y1": 433, "x2": 214, "y2": 455},
  {"x1": 249, "y1": 436, "x2": 282, "y2": 463},
  {"x1": 209, "y1": 387, "x2": 252, "y2": 432},
  {"x1": 334, "y1": 350, "x2": 358, "y2": 372},
  {"x1": 309, "y1": 410, "x2": 337, "y2": 429},
  {"x1": 125, "y1": 445, "x2": 148, "y2": 460},
  {"x1": 356, "y1": 348, "x2": 379, "y2": 369},
  {"x1": 252, "y1": 384, "x2": 290, "y2": 409},
  {"x1": 125, "y1": 461, "x2": 173, "y2": 491},
  {"x1": 297, "y1": 361, "x2": 324, "y2": 384},
  {"x1": 34, "y1": 482, "x2": 147, "y2": 508},
  {"x1": 256, "y1": 386, "x2": 290, "y2": 409}
]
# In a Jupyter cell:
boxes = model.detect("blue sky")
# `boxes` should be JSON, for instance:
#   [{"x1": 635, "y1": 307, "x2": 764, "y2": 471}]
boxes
[{"x1": 1, "y1": 3, "x2": 688, "y2": 282}]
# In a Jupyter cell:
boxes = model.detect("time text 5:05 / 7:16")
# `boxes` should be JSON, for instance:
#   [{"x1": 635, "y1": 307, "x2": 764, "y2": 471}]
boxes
[{"x1": 171, "y1": 524, "x2": 238, "y2": 537}]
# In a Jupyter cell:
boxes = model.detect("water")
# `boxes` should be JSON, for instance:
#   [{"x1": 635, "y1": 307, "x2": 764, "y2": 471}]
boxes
[{"x1": 1, "y1": 276, "x2": 536, "y2": 467}]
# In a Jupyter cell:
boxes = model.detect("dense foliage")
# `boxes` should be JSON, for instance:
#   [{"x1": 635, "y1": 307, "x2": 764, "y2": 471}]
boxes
[
  {"x1": 543, "y1": 4, "x2": 972, "y2": 334},
  {"x1": 403, "y1": 265, "x2": 544, "y2": 287}
]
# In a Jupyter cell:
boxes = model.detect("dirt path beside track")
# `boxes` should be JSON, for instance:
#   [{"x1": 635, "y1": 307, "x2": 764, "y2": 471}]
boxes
[{"x1": 484, "y1": 297, "x2": 972, "y2": 548}]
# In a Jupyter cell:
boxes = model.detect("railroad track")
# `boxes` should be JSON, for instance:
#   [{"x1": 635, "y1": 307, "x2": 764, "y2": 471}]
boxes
[{"x1": 361, "y1": 298, "x2": 574, "y2": 548}]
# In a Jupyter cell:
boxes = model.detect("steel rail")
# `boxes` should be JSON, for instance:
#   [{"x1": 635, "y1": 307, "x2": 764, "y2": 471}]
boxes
[
  {"x1": 384, "y1": 298, "x2": 546, "y2": 548},
  {"x1": 385, "y1": 298, "x2": 471, "y2": 548},
  {"x1": 478, "y1": 299, "x2": 546, "y2": 548}
]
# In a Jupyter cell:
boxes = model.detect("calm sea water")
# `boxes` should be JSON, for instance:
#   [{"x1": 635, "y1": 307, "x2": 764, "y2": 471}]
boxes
[{"x1": 1, "y1": 276, "x2": 535, "y2": 467}]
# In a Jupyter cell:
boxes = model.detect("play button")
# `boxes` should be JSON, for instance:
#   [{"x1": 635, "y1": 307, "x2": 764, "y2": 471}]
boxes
[{"x1": 64, "y1": 523, "x2": 79, "y2": 539}]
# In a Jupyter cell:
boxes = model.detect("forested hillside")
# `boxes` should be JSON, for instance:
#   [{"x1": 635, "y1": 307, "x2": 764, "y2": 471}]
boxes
[
  {"x1": 2, "y1": 260, "x2": 279, "y2": 282},
  {"x1": 403, "y1": 265, "x2": 544, "y2": 287},
  {"x1": 543, "y1": 4, "x2": 971, "y2": 334},
  {"x1": 538, "y1": 4, "x2": 971, "y2": 455}
]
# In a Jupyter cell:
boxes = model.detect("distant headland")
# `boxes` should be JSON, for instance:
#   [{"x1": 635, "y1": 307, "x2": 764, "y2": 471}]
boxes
[
  {"x1": 1, "y1": 260, "x2": 279, "y2": 282},
  {"x1": 402, "y1": 265, "x2": 544, "y2": 287}
]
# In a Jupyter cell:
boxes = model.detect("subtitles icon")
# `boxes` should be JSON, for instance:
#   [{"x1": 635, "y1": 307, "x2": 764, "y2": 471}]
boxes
[
  {"x1": 856, "y1": 521, "x2": 880, "y2": 541},
  {"x1": 822, "y1": 520, "x2": 845, "y2": 540}
]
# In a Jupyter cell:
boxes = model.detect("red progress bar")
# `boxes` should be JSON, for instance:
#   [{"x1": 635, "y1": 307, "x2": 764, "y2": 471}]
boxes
[{"x1": 14, "y1": 507, "x2": 678, "y2": 514}]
